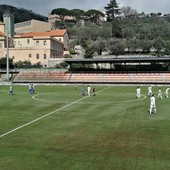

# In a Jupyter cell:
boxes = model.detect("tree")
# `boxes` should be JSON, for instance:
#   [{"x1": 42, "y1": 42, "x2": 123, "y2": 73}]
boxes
[
  {"x1": 105, "y1": 0, "x2": 122, "y2": 38},
  {"x1": 51, "y1": 8, "x2": 71, "y2": 21},
  {"x1": 84, "y1": 46, "x2": 94, "y2": 58},
  {"x1": 153, "y1": 36, "x2": 166, "y2": 53},
  {"x1": 0, "y1": 57, "x2": 14, "y2": 69},
  {"x1": 104, "y1": 0, "x2": 120, "y2": 22},
  {"x1": 126, "y1": 38, "x2": 140, "y2": 52},
  {"x1": 69, "y1": 9, "x2": 84, "y2": 22},
  {"x1": 55, "y1": 61, "x2": 68, "y2": 68},
  {"x1": 82, "y1": 39, "x2": 95, "y2": 58},
  {"x1": 83, "y1": 9, "x2": 105, "y2": 23},
  {"x1": 121, "y1": 6, "x2": 138, "y2": 18},
  {"x1": 122, "y1": 27, "x2": 134, "y2": 40},
  {"x1": 54, "y1": 21, "x2": 66, "y2": 29},
  {"x1": 157, "y1": 12, "x2": 162, "y2": 17},
  {"x1": 91, "y1": 39, "x2": 106, "y2": 55},
  {"x1": 111, "y1": 18, "x2": 122, "y2": 38},
  {"x1": 83, "y1": 21, "x2": 101, "y2": 41},
  {"x1": 0, "y1": 5, "x2": 47, "y2": 23},
  {"x1": 15, "y1": 60, "x2": 31, "y2": 68},
  {"x1": 99, "y1": 22, "x2": 112, "y2": 39},
  {"x1": 108, "y1": 38, "x2": 125, "y2": 56},
  {"x1": 150, "y1": 13, "x2": 157, "y2": 18},
  {"x1": 140, "y1": 39, "x2": 153, "y2": 53},
  {"x1": 138, "y1": 25, "x2": 152, "y2": 40},
  {"x1": 165, "y1": 40, "x2": 170, "y2": 55}
]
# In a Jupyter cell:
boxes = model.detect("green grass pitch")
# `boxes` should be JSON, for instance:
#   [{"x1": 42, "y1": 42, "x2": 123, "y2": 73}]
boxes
[{"x1": 0, "y1": 84, "x2": 170, "y2": 170}]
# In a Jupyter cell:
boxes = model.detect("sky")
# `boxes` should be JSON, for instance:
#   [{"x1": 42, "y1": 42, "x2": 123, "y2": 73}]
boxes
[{"x1": 0, "y1": 0, "x2": 170, "y2": 16}]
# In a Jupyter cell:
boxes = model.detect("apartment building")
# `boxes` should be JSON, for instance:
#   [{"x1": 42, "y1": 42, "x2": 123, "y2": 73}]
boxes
[
  {"x1": 14, "y1": 19, "x2": 69, "y2": 54},
  {"x1": 13, "y1": 32, "x2": 64, "y2": 67},
  {"x1": 0, "y1": 17, "x2": 70, "y2": 67},
  {"x1": 0, "y1": 30, "x2": 5, "y2": 58},
  {"x1": 15, "y1": 29, "x2": 70, "y2": 54},
  {"x1": 0, "y1": 30, "x2": 66, "y2": 67},
  {"x1": 14, "y1": 19, "x2": 51, "y2": 33},
  {"x1": 0, "y1": 21, "x2": 5, "y2": 34}
]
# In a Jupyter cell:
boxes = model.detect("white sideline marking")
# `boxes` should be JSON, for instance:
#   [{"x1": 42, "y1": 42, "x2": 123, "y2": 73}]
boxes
[{"x1": 0, "y1": 86, "x2": 111, "y2": 138}]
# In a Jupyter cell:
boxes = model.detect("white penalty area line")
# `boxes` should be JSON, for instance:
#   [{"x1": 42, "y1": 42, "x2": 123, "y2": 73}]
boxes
[{"x1": 0, "y1": 86, "x2": 111, "y2": 139}]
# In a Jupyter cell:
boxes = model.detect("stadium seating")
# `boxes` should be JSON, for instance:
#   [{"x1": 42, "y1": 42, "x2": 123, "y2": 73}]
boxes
[
  {"x1": 13, "y1": 70, "x2": 71, "y2": 83},
  {"x1": 13, "y1": 70, "x2": 170, "y2": 84}
]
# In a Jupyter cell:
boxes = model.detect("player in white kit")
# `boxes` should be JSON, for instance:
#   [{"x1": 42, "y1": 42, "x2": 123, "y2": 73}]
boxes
[
  {"x1": 87, "y1": 85, "x2": 91, "y2": 96},
  {"x1": 150, "y1": 94, "x2": 156, "y2": 114},
  {"x1": 157, "y1": 88, "x2": 162, "y2": 99},
  {"x1": 136, "y1": 86, "x2": 141, "y2": 99},
  {"x1": 165, "y1": 88, "x2": 169, "y2": 98},
  {"x1": 148, "y1": 85, "x2": 152, "y2": 97}
]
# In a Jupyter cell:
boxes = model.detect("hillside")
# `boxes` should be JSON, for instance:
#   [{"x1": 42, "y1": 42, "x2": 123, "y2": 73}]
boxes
[{"x1": 0, "y1": 4, "x2": 47, "y2": 23}]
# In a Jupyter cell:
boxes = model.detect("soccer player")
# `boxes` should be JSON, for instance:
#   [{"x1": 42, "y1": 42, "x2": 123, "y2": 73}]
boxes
[
  {"x1": 136, "y1": 86, "x2": 141, "y2": 99},
  {"x1": 81, "y1": 85, "x2": 85, "y2": 96},
  {"x1": 157, "y1": 88, "x2": 162, "y2": 99},
  {"x1": 32, "y1": 84, "x2": 35, "y2": 94},
  {"x1": 9, "y1": 85, "x2": 13, "y2": 95},
  {"x1": 165, "y1": 87, "x2": 169, "y2": 98},
  {"x1": 73, "y1": 83, "x2": 77, "y2": 91},
  {"x1": 149, "y1": 94, "x2": 156, "y2": 114},
  {"x1": 92, "y1": 86, "x2": 96, "y2": 96},
  {"x1": 87, "y1": 85, "x2": 91, "y2": 96},
  {"x1": 148, "y1": 85, "x2": 152, "y2": 97},
  {"x1": 29, "y1": 84, "x2": 32, "y2": 94}
]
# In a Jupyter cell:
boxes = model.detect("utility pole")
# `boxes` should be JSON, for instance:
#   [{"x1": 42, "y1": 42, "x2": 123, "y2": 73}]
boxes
[
  {"x1": 5, "y1": 13, "x2": 10, "y2": 81},
  {"x1": 6, "y1": 28, "x2": 9, "y2": 81}
]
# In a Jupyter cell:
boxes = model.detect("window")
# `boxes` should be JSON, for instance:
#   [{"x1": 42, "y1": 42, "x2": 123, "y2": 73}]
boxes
[
  {"x1": 29, "y1": 54, "x2": 32, "y2": 58},
  {"x1": 36, "y1": 54, "x2": 39, "y2": 59},
  {"x1": 44, "y1": 54, "x2": 47, "y2": 59},
  {"x1": 12, "y1": 56, "x2": 15, "y2": 59},
  {"x1": 43, "y1": 40, "x2": 47, "y2": 45},
  {"x1": 27, "y1": 39, "x2": 30, "y2": 44},
  {"x1": 0, "y1": 42, "x2": 2, "y2": 48},
  {"x1": 36, "y1": 41, "x2": 39, "y2": 46}
]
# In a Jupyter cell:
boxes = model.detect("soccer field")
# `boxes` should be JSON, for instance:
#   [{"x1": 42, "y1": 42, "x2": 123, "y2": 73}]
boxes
[{"x1": 0, "y1": 84, "x2": 170, "y2": 170}]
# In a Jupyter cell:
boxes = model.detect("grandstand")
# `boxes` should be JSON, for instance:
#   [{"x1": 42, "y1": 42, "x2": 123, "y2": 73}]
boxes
[
  {"x1": 12, "y1": 57, "x2": 170, "y2": 84},
  {"x1": 13, "y1": 71, "x2": 170, "y2": 84}
]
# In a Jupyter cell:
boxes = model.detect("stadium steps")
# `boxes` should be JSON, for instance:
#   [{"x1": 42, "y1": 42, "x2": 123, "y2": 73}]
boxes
[{"x1": 13, "y1": 71, "x2": 170, "y2": 84}]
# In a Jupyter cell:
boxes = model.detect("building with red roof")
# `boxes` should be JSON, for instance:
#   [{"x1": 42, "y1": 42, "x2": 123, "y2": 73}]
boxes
[{"x1": 0, "y1": 19, "x2": 70, "y2": 67}]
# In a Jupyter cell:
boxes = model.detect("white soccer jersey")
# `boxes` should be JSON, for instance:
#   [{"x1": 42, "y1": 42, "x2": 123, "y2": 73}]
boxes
[
  {"x1": 165, "y1": 88, "x2": 169, "y2": 97},
  {"x1": 148, "y1": 86, "x2": 152, "y2": 96},
  {"x1": 150, "y1": 95, "x2": 156, "y2": 114},
  {"x1": 136, "y1": 87, "x2": 141, "y2": 98},
  {"x1": 158, "y1": 89, "x2": 162, "y2": 99},
  {"x1": 150, "y1": 96, "x2": 155, "y2": 105},
  {"x1": 87, "y1": 86, "x2": 91, "y2": 96}
]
